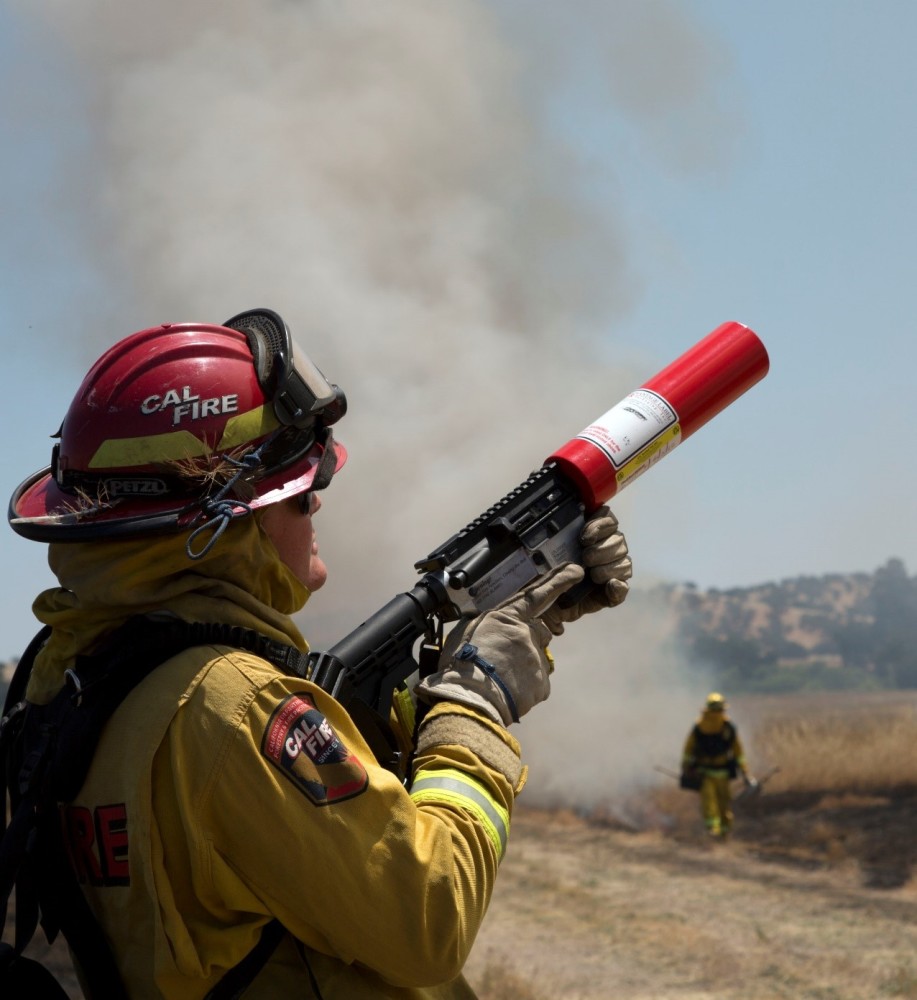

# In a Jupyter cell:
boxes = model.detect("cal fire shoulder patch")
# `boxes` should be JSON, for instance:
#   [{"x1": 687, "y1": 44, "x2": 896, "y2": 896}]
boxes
[{"x1": 261, "y1": 693, "x2": 368, "y2": 805}]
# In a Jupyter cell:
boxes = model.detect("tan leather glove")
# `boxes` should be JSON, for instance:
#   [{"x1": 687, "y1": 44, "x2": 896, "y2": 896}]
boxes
[
  {"x1": 415, "y1": 563, "x2": 585, "y2": 726},
  {"x1": 541, "y1": 506, "x2": 632, "y2": 636}
]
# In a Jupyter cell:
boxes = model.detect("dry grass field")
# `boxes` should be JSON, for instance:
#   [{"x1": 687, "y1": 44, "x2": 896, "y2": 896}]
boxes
[
  {"x1": 13, "y1": 690, "x2": 917, "y2": 999},
  {"x1": 466, "y1": 689, "x2": 917, "y2": 999}
]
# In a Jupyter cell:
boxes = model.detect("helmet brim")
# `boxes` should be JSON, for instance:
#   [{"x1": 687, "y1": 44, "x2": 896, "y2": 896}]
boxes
[{"x1": 8, "y1": 439, "x2": 347, "y2": 542}]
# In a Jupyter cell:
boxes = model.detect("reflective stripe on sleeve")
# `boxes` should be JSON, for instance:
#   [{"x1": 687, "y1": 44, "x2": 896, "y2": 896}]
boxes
[{"x1": 410, "y1": 768, "x2": 510, "y2": 859}]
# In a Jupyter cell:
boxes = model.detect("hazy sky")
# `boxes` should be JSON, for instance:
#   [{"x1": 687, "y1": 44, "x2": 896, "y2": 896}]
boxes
[{"x1": 1, "y1": 2, "x2": 915, "y2": 791}]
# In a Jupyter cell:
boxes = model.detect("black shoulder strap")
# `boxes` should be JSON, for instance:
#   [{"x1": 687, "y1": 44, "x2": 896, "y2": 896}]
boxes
[
  {"x1": 1, "y1": 624, "x2": 131, "y2": 999},
  {"x1": 204, "y1": 919, "x2": 285, "y2": 1000},
  {"x1": 1, "y1": 625, "x2": 51, "y2": 717},
  {"x1": 0, "y1": 625, "x2": 52, "y2": 924}
]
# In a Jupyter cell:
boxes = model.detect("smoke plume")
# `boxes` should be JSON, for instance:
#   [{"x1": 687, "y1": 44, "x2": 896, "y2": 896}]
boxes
[{"x1": 7, "y1": 0, "x2": 729, "y2": 804}]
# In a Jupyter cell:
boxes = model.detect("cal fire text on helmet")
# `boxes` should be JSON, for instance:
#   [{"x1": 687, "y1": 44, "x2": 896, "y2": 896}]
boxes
[{"x1": 141, "y1": 386, "x2": 240, "y2": 426}]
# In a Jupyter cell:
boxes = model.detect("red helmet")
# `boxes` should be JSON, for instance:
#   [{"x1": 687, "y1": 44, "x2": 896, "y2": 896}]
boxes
[{"x1": 9, "y1": 308, "x2": 347, "y2": 542}]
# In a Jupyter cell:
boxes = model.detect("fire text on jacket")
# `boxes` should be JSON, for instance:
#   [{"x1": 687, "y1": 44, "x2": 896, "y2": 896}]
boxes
[{"x1": 61, "y1": 802, "x2": 130, "y2": 887}]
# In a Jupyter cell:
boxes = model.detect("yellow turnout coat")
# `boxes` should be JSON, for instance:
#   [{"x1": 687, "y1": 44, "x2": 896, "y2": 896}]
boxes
[{"x1": 26, "y1": 516, "x2": 524, "y2": 998}]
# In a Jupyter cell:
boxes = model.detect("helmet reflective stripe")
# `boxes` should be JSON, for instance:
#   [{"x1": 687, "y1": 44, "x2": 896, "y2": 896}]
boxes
[
  {"x1": 218, "y1": 405, "x2": 281, "y2": 452},
  {"x1": 410, "y1": 768, "x2": 509, "y2": 860},
  {"x1": 87, "y1": 405, "x2": 280, "y2": 470},
  {"x1": 87, "y1": 429, "x2": 211, "y2": 469}
]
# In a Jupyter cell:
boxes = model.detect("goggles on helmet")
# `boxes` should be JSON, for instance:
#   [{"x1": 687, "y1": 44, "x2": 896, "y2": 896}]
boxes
[
  {"x1": 8, "y1": 308, "x2": 348, "y2": 542},
  {"x1": 223, "y1": 308, "x2": 346, "y2": 432}
]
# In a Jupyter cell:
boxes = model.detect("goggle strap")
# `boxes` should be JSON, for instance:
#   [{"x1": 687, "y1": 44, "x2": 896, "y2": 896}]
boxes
[
  {"x1": 223, "y1": 308, "x2": 340, "y2": 432},
  {"x1": 223, "y1": 308, "x2": 288, "y2": 391},
  {"x1": 309, "y1": 428, "x2": 339, "y2": 492}
]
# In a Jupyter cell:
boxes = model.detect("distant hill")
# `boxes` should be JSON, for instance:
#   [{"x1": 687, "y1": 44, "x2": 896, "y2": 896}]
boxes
[{"x1": 647, "y1": 557, "x2": 917, "y2": 693}]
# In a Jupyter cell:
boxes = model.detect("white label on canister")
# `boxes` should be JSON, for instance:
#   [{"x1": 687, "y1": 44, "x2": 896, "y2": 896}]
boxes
[
  {"x1": 615, "y1": 423, "x2": 681, "y2": 489},
  {"x1": 576, "y1": 389, "x2": 678, "y2": 469}
]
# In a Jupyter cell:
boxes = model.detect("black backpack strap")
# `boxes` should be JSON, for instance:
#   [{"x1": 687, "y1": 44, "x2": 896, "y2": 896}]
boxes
[
  {"x1": 1, "y1": 624, "x2": 133, "y2": 998},
  {"x1": 1, "y1": 626, "x2": 51, "y2": 717},
  {"x1": 0, "y1": 941, "x2": 71, "y2": 998},
  {"x1": 0, "y1": 618, "x2": 300, "y2": 999},
  {"x1": 40, "y1": 818, "x2": 130, "y2": 1000},
  {"x1": 204, "y1": 920, "x2": 285, "y2": 1000},
  {"x1": 0, "y1": 624, "x2": 52, "y2": 934}
]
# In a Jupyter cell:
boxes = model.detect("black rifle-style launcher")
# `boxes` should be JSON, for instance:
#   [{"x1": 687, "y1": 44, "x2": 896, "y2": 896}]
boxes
[{"x1": 310, "y1": 322, "x2": 769, "y2": 719}]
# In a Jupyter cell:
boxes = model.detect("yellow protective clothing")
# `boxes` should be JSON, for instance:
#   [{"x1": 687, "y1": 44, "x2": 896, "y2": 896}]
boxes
[
  {"x1": 681, "y1": 708, "x2": 748, "y2": 838},
  {"x1": 698, "y1": 773, "x2": 733, "y2": 836},
  {"x1": 29, "y1": 516, "x2": 523, "y2": 998}
]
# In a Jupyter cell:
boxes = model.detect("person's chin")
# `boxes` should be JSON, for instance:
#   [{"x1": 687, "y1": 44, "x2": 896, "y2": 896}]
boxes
[{"x1": 305, "y1": 557, "x2": 328, "y2": 592}]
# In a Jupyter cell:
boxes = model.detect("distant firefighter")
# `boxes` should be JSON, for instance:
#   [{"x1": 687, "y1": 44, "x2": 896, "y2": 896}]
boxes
[{"x1": 681, "y1": 692, "x2": 756, "y2": 839}]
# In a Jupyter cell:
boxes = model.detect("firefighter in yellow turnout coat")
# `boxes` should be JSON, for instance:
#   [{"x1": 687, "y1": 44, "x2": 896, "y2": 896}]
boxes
[
  {"x1": 681, "y1": 693, "x2": 756, "y2": 839},
  {"x1": 7, "y1": 310, "x2": 633, "y2": 998}
]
